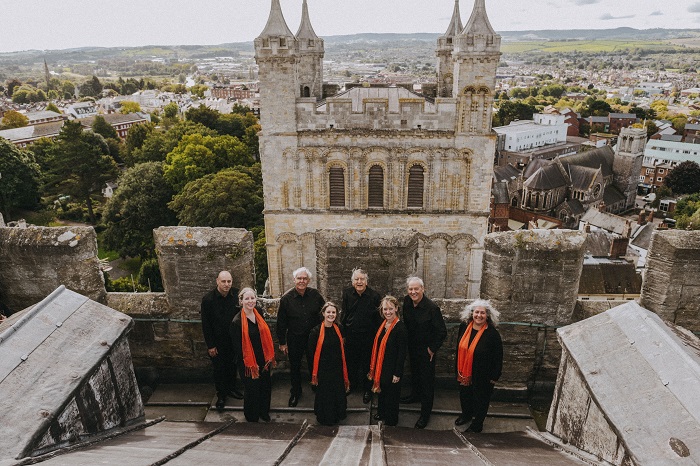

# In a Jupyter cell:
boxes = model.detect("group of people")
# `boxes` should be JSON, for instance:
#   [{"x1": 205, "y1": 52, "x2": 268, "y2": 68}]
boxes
[{"x1": 201, "y1": 267, "x2": 503, "y2": 433}]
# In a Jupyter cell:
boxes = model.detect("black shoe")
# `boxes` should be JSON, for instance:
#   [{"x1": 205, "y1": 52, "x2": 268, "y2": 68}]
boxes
[
  {"x1": 414, "y1": 416, "x2": 429, "y2": 429},
  {"x1": 363, "y1": 391, "x2": 372, "y2": 404},
  {"x1": 260, "y1": 413, "x2": 271, "y2": 422},
  {"x1": 215, "y1": 396, "x2": 226, "y2": 412},
  {"x1": 465, "y1": 423, "x2": 483, "y2": 433},
  {"x1": 455, "y1": 415, "x2": 471, "y2": 426},
  {"x1": 400, "y1": 395, "x2": 420, "y2": 404},
  {"x1": 227, "y1": 388, "x2": 244, "y2": 400},
  {"x1": 373, "y1": 413, "x2": 382, "y2": 421},
  {"x1": 288, "y1": 395, "x2": 299, "y2": 407}
]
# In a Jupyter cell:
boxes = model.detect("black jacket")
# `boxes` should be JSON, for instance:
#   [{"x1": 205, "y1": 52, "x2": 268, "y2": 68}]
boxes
[
  {"x1": 341, "y1": 286, "x2": 382, "y2": 334},
  {"x1": 455, "y1": 322, "x2": 503, "y2": 384},
  {"x1": 201, "y1": 287, "x2": 240, "y2": 350},
  {"x1": 276, "y1": 287, "x2": 325, "y2": 345},
  {"x1": 402, "y1": 295, "x2": 447, "y2": 353},
  {"x1": 372, "y1": 320, "x2": 408, "y2": 385}
]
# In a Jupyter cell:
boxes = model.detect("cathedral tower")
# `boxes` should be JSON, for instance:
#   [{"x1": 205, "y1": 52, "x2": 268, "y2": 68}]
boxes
[
  {"x1": 614, "y1": 126, "x2": 646, "y2": 209},
  {"x1": 254, "y1": 0, "x2": 299, "y2": 134},
  {"x1": 436, "y1": 0, "x2": 463, "y2": 98},
  {"x1": 295, "y1": 0, "x2": 324, "y2": 100},
  {"x1": 452, "y1": 0, "x2": 501, "y2": 134}
]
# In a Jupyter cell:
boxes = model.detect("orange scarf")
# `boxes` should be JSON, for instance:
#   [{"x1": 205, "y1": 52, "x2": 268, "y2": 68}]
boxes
[
  {"x1": 367, "y1": 318, "x2": 399, "y2": 393},
  {"x1": 311, "y1": 323, "x2": 350, "y2": 391},
  {"x1": 240, "y1": 308, "x2": 276, "y2": 379},
  {"x1": 457, "y1": 321, "x2": 488, "y2": 386}
]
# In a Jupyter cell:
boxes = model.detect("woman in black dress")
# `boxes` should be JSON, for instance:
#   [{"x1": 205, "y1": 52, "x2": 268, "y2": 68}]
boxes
[
  {"x1": 367, "y1": 295, "x2": 407, "y2": 427},
  {"x1": 308, "y1": 301, "x2": 349, "y2": 426},
  {"x1": 231, "y1": 287, "x2": 276, "y2": 422},
  {"x1": 455, "y1": 299, "x2": 503, "y2": 433}
]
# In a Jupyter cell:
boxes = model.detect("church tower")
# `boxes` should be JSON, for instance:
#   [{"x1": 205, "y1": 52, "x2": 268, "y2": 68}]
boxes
[
  {"x1": 614, "y1": 126, "x2": 646, "y2": 209},
  {"x1": 254, "y1": 0, "x2": 299, "y2": 134},
  {"x1": 295, "y1": 0, "x2": 324, "y2": 100},
  {"x1": 436, "y1": 0, "x2": 462, "y2": 98},
  {"x1": 452, "y1": 0, "x2": 501, "y2": 134}
]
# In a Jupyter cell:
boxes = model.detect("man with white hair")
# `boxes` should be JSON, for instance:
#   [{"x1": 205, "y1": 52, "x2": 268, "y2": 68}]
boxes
[
  {"x1": 277, "y1": 266, "x2": 325, "y2": 407},
  {"x1": 401, "y1": 276, "x2": 447, "y2": 429}
]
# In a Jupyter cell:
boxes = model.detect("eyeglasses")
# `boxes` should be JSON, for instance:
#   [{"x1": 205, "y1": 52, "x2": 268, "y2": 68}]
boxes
[{"x1": 296, "y1": 276, "x2": 310, "y2": 281}]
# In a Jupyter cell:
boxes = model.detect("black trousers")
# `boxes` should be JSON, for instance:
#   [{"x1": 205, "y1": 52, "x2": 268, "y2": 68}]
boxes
[
  {"x1": 241, "y1": 369, "x2": 272, "y2": 422},
  {"x1": 408, "y1": 346, "x2": 436, "y2": 418},
  {"x1": 345, "y1": 331, "x2": 374, "y2": 393},
  {"x1": 377, "y1": 379, "x2": 402, "y2": 426},
  {"x1": 210, "y1": 347, "x2": 237, "y2": 397},
  {"x1": 459, "y1": 381, "x2": 495, "y2": 429},
  {"x1": 287, "y1": 332, "x2": 312, "y2": 396}
]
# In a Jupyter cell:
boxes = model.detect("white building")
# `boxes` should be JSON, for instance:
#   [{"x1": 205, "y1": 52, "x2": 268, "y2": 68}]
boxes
[
  {"x1": 494, "y1": 113, "x2": 569, "y2": 152},
  {"x1": 644, "y1": 138, "x2": 700, "y2": 168}
]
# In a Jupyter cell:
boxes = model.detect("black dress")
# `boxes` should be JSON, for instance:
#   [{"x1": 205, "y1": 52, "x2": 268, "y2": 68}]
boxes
[
  {"x1": 231, "y1": 312, "x2": 272, "y2": 422},
  {"x1": 308, "y1": 324, "x2": 348, "y2": 426},
  {"x1": 372, "y1": 320, "x2": 407, "y2": 427}
]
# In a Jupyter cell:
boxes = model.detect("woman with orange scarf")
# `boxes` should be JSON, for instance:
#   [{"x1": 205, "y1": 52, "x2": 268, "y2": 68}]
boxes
[
  {"x1": 367, "y1": 296, "x2": 407, "y2": 427},
  {"x1": 308, "y1": 302, "x2": 349, "y2": 425},
  {"x1": 455, "y1": 299, "x2": 503, "y2": 433},
  {"x1": 231, "y1": 287, "x2": 276, "y2": 422}
]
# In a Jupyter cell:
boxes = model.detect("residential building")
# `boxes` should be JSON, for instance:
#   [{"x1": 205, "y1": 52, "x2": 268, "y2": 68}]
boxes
[
  {"x1": 80, "y1": 113, "x2": 150, "y2": 138},
  {"x1": 66, "y1": 102, "x2": 98, "y2": 119},
  {"x1": 608, "y1": 113, "x2": 638, "y2": 134},
  {"x1": 0, "y1": 121, "x2": 64, "y2": 148}
]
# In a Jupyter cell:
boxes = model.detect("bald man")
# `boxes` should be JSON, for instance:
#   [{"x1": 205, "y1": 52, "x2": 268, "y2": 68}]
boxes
[{"x1": 201, "y1": 270, "x2": 243, "y2": 411}]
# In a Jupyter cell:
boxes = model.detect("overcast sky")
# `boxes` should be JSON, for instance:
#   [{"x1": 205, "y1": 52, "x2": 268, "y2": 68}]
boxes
[{"x1": 2, "y1": 0, "x2": 700, "y2": 53}]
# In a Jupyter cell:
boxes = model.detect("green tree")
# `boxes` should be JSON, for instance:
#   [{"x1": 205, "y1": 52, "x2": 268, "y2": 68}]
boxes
[
  {"x1": 102, "y1": 162, "x2": 177, "y2": 259},
  {"x1": 253, "y1": 228, "x2": 268, "y2": 293},
  {"x1": 137, "y1": 258, "x2": 164, "y2": 291},
  {"x1": 44, "y1": 121, "x2": 119, "y2": 223},
  {"x1": 494, "y1": 101, "x2": 537, "y2": 126},
  {"x1": 128, "y1": 121, "x2": 217, "y2": 166},
  {"x1": 45, "y1": 102, "x2": 61, "y2": 114},
  {"x1": 168, "y1": 165, "x2": 264, "y2": 229},
  {"x1": 185, "y1": 105, "x2": 219, "y2": 129},
  {"x1": 119, "y1": 101, "x2": 142, "y2": 114},
  {"x1": 0, "y1": 139, "x2": 41, "y2": 220},
  {"x1": 163, "y1": 102, "x2": 179, "y2": 119},
  {"x1": 664, "y1": 161, "x2": 700, "y2": 195},
  {"x1": 6, "y1": 78, "x2": 21, "y2": 97},
  {"x1": 79, "y1": 75, "x2": 103, "y2": 98},
  {"x1": 1, "y1": 110, "x2": 29, "y2": 129},
  {"x1": 163, "y1": 133, "x2": 254, "y2": 191},
  {"x1": 92, "y1": 115, "x2": 118, "y2": 140}
]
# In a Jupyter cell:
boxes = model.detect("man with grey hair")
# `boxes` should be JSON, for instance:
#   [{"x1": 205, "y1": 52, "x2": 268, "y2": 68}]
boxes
[
  {"x1": 341, "y1": 268, "x2": 382, "y2": 404},
  {"x1": 401, "y1": 276, "x2": 447, "y2": 429},
  {"x1": 277, "y1": 266, "x2": 325, "y2": 407}
]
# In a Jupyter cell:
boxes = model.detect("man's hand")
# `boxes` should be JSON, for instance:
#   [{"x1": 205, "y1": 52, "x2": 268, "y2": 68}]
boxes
[
  {"x1": 392, "y1": 376, "x2": 400, "y2": 383},
  {"x1": 427, "y1": 347, "x2": 434, "y2": 362},
  {"x1": 208, "y1": 347, "x2": 218, "y2": 357},
  {"x1": 280, "y1": 344, "x2": 288, "y2": 355}
]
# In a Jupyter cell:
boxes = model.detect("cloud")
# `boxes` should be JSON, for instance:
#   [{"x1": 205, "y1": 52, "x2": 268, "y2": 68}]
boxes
[
  {"x1": 689, "y1": 3, "x2": 700, "y2": 13},
  {"x1": 649, "y1": 11, "x2": 663, "y2": 16},
  {"x1": 573, "y1": 0, "x2": 600, "y2": 5},
  {"x1": 600, "y1": 13, "x2": 636, "y2": 20}
]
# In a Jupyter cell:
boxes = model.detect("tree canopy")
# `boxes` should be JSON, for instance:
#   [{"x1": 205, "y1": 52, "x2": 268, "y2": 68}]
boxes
[
  {"x1": 102, "y1": 162, "x2": 177, "y2": 258},
  {"x1": 664, "y1": 161, "x2": 700, "y2": 195},
  {"x1": 0, "y1": 139, "x2": 41, "y2": 220},
  {"x1": 1, "y1": 110, "x2": 29, "y2": 129},
  {"x1": 92, "y1": 115, "x2": 118, "y2": 140}
]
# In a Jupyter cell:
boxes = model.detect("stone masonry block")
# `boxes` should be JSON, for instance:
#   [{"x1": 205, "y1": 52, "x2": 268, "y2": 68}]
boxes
[{"x1": 154, "y1": 227, "x2": 254, "y2": 317}]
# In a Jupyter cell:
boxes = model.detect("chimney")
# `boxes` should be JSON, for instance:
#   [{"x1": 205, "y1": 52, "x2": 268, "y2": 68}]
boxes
[
  {"x1": 583, "y1": 222, "x2": 591, "y2": 233},
  {"x1": 609, "y1": 236, "x2": 629, "y2": 259},
  {"x1": 638, "y1": 210, "x2": 647, "y2": 225},
  {"x1": 598, "y1": 201, "x2": 606, "y2": 212},
  {"x1": 647, "y1": 210, "x2": 654, "y2": 224}
]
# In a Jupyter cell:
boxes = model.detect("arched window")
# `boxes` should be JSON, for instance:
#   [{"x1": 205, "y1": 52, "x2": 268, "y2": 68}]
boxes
[
  {"x1": 511, "y1": 197, "x2": 518, "y2": 207},
  {"x1": 329, "y1": 167, "x2": 345, "y2": 207},
  {"x1": 368, "y1": 165, "x2": 384, "y2": 208},
  {"x1": 407, "y1": 165, "x2": 425, "y2": 208},
  {"x1": 302, "y1": 86, "x2": 311, "y2": 98}
]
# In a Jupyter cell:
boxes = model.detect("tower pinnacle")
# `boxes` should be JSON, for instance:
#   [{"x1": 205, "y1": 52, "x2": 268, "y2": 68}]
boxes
[
  {"x1": 259, "y1": 0, "x2": 294, "y2": 38},
  {"x1": 445, "y1": 0, "x2": 464, "y2": 37},
  {"x1": 296, "y1": 0, "x2": 319, "y2": 40}
]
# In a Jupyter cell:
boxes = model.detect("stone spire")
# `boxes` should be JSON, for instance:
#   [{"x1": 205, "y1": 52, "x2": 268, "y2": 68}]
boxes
[
  {"x1": 444, "y1": 0, "x2": 464, "y2": 37},
  {"x1": 296, "y1": 0, "x2": 319, "y2": 40},
  {"x1": 462, "y1": 0, "x2": 496, "y2": 36},
  {"x1": 259, "y1": 0, "x2": 295, "y2": 38}
]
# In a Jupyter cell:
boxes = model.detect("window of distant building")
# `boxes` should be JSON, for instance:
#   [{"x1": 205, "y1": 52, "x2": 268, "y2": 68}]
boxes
[
  {"x1": 279, "y1": 38, "x2": 287, "y2": 47},
  {"x1": 368, "y1": 165, "x2": 384, "y2": 208},
  {"x1": 657, "y1": 177, "x2": 663, "y2": 182},
  {"x1": 407, "y1": 164, "x2": 425, "y2": 208},
  {"x1": 329, "y1": 167, "x2": 345, "y2": 207}
]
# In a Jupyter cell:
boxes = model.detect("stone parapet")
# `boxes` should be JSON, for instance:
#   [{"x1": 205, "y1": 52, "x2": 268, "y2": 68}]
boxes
[
  {"x1": 153, "y1": 227, "x2": 255, "y2": 318},
  {"x1": 0, "y1": 226, "x2": 105, "y2": 310}
]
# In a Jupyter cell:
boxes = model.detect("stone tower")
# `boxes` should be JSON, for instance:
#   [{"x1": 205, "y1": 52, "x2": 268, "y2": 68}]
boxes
[
  {"x1": 436, "y1": 0, "x2": 463, "y2": 98},
  {"x1": 296, "y1": 0, "x2": 324, "y2": 99},
  {"x1": 453, "y1": 0, "x2": 501, "y2": 135},
  {"x1": 614, "y1": 126, "x2": 646, "y2": 209},
  {"x1": 256, "y1": 0, "x2": 500, "y2": 300},
  {"x1": 254, "y1": 0, "x2": 299, "y2": 134}
]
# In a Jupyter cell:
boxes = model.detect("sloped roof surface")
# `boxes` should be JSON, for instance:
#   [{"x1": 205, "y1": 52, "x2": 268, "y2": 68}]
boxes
[
  {"x1": 494, "y1": 164, "x2": 521, "y2": 182},
  {"x1": 557, "y1": 302, "x2": 700, "y2": 464},
  {"x1": 567, "y1": 164, "x2": 599, "y2": 191},
  {"x1": 491, "y1": 180, "x2": 510, "y2": 203},
  {"x1": 603, "y1": 184, "x2": 626, "y2": 205},
  {"x1": 559, "y1": 146, "x2": 615, "y2": 179},
  {"x1": 524, "y1": 164, "x2": 568, "y2": 190}
]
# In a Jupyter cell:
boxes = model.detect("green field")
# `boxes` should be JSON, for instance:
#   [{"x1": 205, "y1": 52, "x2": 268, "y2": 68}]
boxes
[{"x1": 501, "y1": 40, "x2": 688, "y2": 54}]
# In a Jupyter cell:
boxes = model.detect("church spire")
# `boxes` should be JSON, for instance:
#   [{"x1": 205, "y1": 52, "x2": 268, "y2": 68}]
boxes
[
  {"x1": 259, "y1": 0, "x2": 295, "y2": 38},
  {"x1": 296, "y1": 0, "x2": 319, "y2": 40},
  {"x1": 462, "y1": 0, "x2": 496, "y2": 36},
  {"x1": 444, "y1": 0, "x2": 463, "y2": 37}
]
